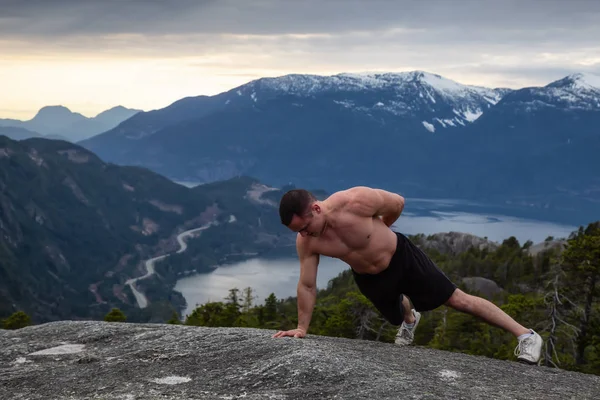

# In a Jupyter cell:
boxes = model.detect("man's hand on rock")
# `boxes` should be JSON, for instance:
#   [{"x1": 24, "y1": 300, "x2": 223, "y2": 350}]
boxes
[{"x1": 272, "y1": 328, "x2": 306, "y2": 338}]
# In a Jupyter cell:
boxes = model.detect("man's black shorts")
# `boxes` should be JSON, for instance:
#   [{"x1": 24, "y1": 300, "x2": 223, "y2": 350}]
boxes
[{"x1": 352, "y1": 231, "x2": 457, "y2": 325}]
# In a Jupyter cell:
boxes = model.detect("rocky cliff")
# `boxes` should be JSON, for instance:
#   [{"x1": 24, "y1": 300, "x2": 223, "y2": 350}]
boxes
[
  {"x1": 1, "y1": 321, "x2": 599, "y2": 399},
  {"x1": 413, "y1": 231, "x2": 500, "y2": 255}
]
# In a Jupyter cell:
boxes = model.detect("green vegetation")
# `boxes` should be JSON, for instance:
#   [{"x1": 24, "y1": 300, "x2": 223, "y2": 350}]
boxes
[
  {"x1": 181, "y1": 221, "x2": 600, "y2": 376},
  {"x1": 104, "y1": 308, "x2": 127, "y2": 322},
  {"x1": 2, "y1": 311, "x2": 32, "y2": 330}
]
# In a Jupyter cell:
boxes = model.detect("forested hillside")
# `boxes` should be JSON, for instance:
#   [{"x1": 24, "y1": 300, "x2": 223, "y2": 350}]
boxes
[{"x1": 0, "y1": 136, "x2": 293, "y2": 323}]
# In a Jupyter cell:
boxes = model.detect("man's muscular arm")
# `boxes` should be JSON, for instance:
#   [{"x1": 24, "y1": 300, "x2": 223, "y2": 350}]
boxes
[
  {"x1": 273, "y1": 236, "x2": 319, "y2": 338},
  {"x1": 346, "y1": 186, "x2": 405, "y2": 226}
]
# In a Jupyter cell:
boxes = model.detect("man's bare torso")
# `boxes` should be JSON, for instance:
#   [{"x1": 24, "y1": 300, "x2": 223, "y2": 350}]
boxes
[{"x1": 299, "y1": 193, "x2": 399, "y2": 274}]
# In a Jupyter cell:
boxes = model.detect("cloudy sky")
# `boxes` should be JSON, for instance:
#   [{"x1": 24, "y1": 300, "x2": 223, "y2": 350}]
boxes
[{"x1": 2, "y1": 0, "x2": 600, "y2": 119}]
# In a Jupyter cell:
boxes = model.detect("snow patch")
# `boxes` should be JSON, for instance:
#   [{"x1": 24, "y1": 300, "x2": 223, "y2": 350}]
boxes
[
  {"x1": 444, "y1": 119, "x2": 457, "y2": 126},
  {"x1": 462, "y1": 108, "x2": 483, "y2": 122},
  {"x1": 375, "y1": 102, "x2": 384, "y2": 107},
  {"x1": 151, "y1": 376, "x2": 192, "y2": 385},
  {"x1": 236, "y1": 90, "x2": 242, "y2": 96},
  {"x1": 250, "y1": 92, "x2": 257, "y2": 102},
  {"x1": 422, "y1": 121, "x2": 435, "y2": 132},
  {"x1": 334, "y1": 100, "x2": 354, "y2": 108},
  {"x1": 421, "y1": 73, "x2": 467, "y2": 93},
  {"x1": 30, "y1": 344, "x2": 85, "y2": 355},
  {"x1": 570, "y1": 72, "x2": 600, "y2": 90},
  {"x1": 425, "y1": 91, "x2": 436, "y2": 104}
]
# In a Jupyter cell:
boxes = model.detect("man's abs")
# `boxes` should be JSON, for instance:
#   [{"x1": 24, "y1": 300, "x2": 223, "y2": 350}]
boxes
[{"x1": 311, "y1": 216, "x2": 398, "y2": 274}]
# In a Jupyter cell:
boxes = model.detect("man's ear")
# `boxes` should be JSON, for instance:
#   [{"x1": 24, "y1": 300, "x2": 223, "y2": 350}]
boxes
[{"x1": 312, "y1": 203, "x2": 321, "y2": 213}]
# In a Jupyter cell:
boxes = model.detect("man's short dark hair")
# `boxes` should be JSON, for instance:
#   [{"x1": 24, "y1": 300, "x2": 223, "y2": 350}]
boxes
[{"x1": 279, "y1": 189, "x2": 316, "y2": 226}]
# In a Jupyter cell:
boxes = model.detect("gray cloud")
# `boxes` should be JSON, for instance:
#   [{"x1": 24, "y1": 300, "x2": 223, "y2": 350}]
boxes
[
  {"x1": 2, "y1": 0, "x2": 599, "y2": 37},
  {"x1": 1, "y1": 0, "x2": 599, "y2": 90}
]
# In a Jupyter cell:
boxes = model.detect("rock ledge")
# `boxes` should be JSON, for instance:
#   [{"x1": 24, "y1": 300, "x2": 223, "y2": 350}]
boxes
[{"x1": 1, "y1": 321, "x2": 599, "y2": 399}]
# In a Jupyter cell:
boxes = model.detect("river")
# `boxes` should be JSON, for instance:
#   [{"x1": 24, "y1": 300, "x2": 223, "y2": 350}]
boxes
[{"x1": 173, "y1": 206, "x2": 579, "y2": 318}]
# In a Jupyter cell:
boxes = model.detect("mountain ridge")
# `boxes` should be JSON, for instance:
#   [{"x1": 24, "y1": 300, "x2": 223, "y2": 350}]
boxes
[{"x1": 0, "y1": 105, "x2": 142, "y2": 142}]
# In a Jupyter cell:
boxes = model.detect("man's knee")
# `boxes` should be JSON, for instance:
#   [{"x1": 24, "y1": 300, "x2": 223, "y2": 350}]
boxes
[{"x1": 444, "y1": 288, "x2": 471, "y2": 310}]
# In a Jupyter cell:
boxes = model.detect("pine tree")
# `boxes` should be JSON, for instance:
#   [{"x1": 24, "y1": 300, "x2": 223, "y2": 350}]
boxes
[
  {"x1": 185, "y1": 302, "x2": 226, "y2": 327},
  {"x1": 167, "y1": 311, "x2": 182, "y2": 324},
  {"x1": 263, "y1": 293, "x2": 278, "y2": 323},
  {"x1": 541, "y1": 261, "x2": 580, "y2": 368},
  {"x1": 2, "y1": 311, "x2": 32, "y2": 330},
  {"x1": 561, "y1": 222, "x2": 600, "y2": 367},
  {"x1": 104, "y1": 308, "x2": 127, "y2": 322}
]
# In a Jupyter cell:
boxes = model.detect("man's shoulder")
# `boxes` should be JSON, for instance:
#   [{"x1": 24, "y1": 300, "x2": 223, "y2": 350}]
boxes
[
  {"x1": 327, "y1": 186, "x2": 376, "y2": 212},
  {"x1": 326, "y1": 189, "x2": 356, "y2": 208}
]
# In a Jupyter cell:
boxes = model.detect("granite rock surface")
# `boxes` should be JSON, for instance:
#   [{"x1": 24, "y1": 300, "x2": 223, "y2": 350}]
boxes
[{"x1": 1, "y1": 321, "x2": 599, "y2": 399}]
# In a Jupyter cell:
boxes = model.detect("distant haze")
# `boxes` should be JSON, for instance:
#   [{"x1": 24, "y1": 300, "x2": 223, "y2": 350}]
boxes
[{"x1": 1, "y1": 0, "x2": 599, "y2": 118}]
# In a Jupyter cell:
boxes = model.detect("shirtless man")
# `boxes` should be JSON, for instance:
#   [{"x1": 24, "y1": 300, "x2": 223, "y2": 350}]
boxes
[{"x1": 272, "y1": 186, "x2": 543, "y2": 365}]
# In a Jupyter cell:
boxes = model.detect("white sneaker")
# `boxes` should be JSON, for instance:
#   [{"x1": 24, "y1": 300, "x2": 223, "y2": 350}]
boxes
[
  {"x1": 514, "y1": 330, "x2": 543, "y2": 364},
  {"x1": 395, "y1": 309, "x2": 421, "y2": 346}
]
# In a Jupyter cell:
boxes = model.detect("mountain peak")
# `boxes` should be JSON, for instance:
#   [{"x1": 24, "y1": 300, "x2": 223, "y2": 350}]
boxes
[
  {"x1": 335, "y1": 70, "x2": 473, "y2": 92},
  {"x1": 93, "y1": 105, "x2": 141, "y2": 121},
  {"x1": 34, "y1": 105, "x2": 81, "y2": 118},
  {"x1": 546, "y1": 72, "x2": 600, "y2": 91},
  {"x1": 30, "y1": 106, "x2": 87, "y2": 125}
]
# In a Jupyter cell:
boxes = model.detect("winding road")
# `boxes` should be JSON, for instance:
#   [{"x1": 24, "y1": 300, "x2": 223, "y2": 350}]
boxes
[{"x1": 125, "y1": 222, "x2": 217, "y2": 309}]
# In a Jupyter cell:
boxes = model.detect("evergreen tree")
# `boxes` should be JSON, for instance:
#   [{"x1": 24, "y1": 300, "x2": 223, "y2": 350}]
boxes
[
  {"x1": 241, "y1": 287, "x2": 255, "y2": 313},
  {"x1": 561, "y1": 222, "x2": 600, "y2": 367},
  {"x1": 167, "y1": 311, "x2": 182, "y2": 324},
  {"x1": 541, "y1": 260, "x2": 580, "y2": 368},
  {"x1": 2, "y1": 311, "x2": 32, "y2": 330},
  {"x1": 223, "y1": 288, "x2": 242, "y2": 326},
  {"x1": 185, "y1": 302, "x2": 226, "y2": 327},
  {"x1": 104, "y1": 308, "x2": 127, "y2": 322},
  {"x1": 263, "y1": 293, "x2": 278, "y2": 322}
]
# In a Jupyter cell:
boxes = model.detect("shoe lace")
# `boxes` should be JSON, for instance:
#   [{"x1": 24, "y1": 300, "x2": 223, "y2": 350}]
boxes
[
  {"x1": 398, "y1": 324, "x2": 414, "y2": 340},
  {"x1": 514, "y1": 336, "x2": 532, "y2": 357}
]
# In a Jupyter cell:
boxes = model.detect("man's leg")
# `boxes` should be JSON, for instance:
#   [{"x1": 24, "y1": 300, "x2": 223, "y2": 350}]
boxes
[
  {"x1": 445, "y1": 288, "x2": 543, "y2": 364},
  {"x1": 395, "y1": 295, "x2": 422, "y2": 346},
  {"x1": 444, "y1": 288, "x2": 528, "y2": 337},
  {"x1": 401, "y1": 295, "x2": 416, "y2": 323}
]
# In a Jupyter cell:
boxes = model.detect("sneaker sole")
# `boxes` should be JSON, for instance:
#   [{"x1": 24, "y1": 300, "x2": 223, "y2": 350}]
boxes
[{"x1": 517, "y1": 358, "x2": 538, "y2": 365}]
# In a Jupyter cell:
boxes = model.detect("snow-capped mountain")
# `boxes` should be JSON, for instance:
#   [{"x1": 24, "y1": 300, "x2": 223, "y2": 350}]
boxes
[
  {"x1": 231, "y1": 71, "x2": 511, "y2": 132},
  {"x1": 82, "y1": 71, "x2": 511, "y2": 145},
  {"x1": 498, "y1": 72, "x2": 600, "y2": 112},
  {"x1": 78, "y1": 70, "x2": 600, "y2": 225}
]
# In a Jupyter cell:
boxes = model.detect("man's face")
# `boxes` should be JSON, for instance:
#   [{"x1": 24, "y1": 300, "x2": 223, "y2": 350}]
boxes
[{"x1": 288, "y1": 205, "x2": 323, "y2": 237}]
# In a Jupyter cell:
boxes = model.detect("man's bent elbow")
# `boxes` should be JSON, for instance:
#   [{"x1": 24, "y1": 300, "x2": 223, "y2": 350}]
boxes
[{"x1": 397, "y1": 194, "x2": 405, "y2": 214}]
